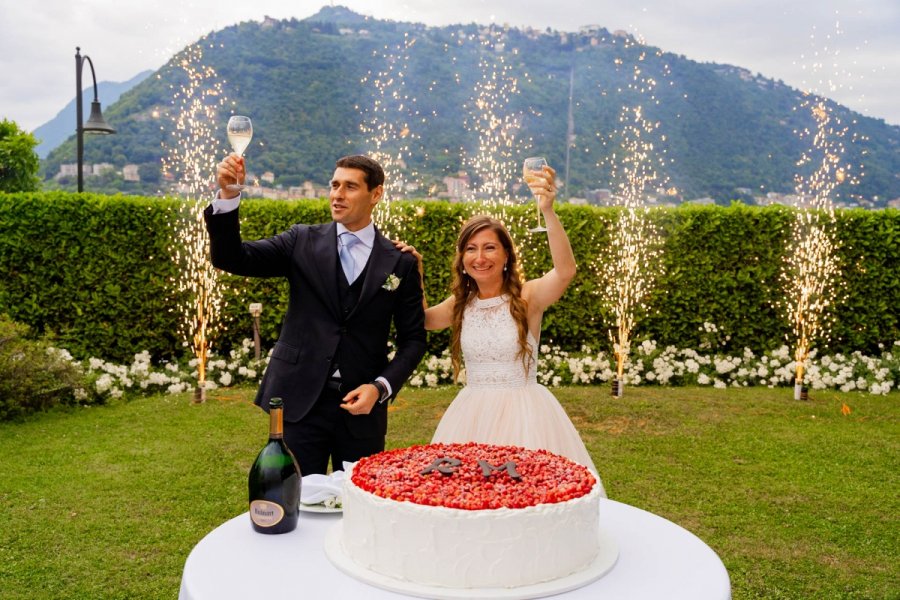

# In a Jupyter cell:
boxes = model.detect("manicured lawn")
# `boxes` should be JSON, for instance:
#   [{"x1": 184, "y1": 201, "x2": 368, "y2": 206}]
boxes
[{"x1": 0, "y1": 386, "x2": 897, "y2": 599}]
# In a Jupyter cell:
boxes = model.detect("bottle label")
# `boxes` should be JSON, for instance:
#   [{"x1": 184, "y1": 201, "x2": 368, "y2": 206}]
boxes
[{"x1": 250, "y1": 499, "x2": 284, "y2": 527}]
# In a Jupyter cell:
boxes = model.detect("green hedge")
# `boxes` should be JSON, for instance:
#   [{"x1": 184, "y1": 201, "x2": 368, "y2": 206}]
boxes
[{"x1": 1, "y1": 192, "x2": 898, "y2": 362}]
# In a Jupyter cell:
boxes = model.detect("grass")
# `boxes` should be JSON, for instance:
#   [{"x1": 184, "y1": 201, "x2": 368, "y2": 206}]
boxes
[{"x1": 0, "y1": 386, "x2": 897, "y2": 599}]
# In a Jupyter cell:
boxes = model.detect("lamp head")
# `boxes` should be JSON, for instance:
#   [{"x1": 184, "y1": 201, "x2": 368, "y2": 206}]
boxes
[{"x1": 83, "y1": 100, "x2": 115, "y2": 134}]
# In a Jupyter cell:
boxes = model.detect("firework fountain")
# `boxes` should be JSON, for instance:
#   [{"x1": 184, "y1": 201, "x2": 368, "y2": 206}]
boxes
[
  {"x1": 161, "y1": 42, "x2": 228, "y2": 403},
  {"x1": 464, "y1": 29, "x2": 524, "y2": 205},
  {"x1": 358, "y1": 32, "x2": 424, "y2": 239},
  {"x1": 781, "y1": 97, "x2": 853, "y2": 400},
  {"x1": 462, "y1": 27, "x2": 535, "y2": 245},
  {"x1": 595, "y1": 44, "x2": 670, "y2": 397},
  {"x1": 780, "y1": 21, "x2": 861, "y2": 400}
]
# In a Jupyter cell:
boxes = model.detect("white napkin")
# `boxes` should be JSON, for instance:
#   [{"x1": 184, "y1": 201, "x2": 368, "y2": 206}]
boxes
[{"x1": 300, "y1": 470, "x2": 346, "y2": 505}]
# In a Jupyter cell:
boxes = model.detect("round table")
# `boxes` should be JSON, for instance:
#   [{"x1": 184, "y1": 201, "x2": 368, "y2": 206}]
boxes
[{"x1": 179, "y1": 499, "x2": 730, "y2": 599}]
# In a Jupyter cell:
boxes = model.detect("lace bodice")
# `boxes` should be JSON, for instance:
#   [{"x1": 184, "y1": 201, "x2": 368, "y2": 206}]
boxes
[{"x1": 461, "y1": 295, "x2": 538, "y2": 388}]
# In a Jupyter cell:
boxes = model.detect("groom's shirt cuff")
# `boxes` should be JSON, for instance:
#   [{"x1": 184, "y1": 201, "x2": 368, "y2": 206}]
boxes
[
  {"x1": 211, "y1": 191, "x2": 241, "y2": 214},
  {"x1": 376, "y1": 376, "x2": 392, "y2": 402}
]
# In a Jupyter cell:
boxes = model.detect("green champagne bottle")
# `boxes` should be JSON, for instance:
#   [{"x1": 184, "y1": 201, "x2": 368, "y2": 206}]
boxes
[{"x1": 248, "y1": 398, "x2": 301, "y2": 534}]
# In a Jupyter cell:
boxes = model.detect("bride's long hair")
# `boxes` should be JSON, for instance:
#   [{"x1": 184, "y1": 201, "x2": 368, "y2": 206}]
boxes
[{"x1": 449, "y1": 215, "x2": 532, "y2": 381}]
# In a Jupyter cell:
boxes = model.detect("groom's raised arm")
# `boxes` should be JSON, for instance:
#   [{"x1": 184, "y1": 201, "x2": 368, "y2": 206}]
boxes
[{"x1": 204, "y1": 204, "x2": 297, "y2": 278}]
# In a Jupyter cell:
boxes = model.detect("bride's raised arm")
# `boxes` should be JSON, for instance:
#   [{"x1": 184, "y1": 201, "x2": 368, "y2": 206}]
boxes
[{"x1": 523, "y1": 164, "x2": 577, "y2": 313}]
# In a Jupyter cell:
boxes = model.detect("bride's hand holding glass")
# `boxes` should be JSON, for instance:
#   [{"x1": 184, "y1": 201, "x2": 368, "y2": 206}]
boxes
[{"x1": 523, "y1": 158, "x2": 556, "y2": 232}]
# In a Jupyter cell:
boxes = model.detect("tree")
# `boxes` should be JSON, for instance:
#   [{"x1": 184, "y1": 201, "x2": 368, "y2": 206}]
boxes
[{"x1": 0, "y1": 119, "x2": 40, "y2": 192}]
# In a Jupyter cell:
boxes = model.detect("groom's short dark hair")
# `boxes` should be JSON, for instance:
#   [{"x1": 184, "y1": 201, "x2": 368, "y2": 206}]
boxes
[{"x1": 336, "y1": 155, "x2": 385, "y2": 191}]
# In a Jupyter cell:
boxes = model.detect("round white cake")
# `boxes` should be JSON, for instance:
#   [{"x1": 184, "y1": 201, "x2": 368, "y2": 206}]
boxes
[{"x1": 340, "y1": 442, "x2": 601, "y2": 589}]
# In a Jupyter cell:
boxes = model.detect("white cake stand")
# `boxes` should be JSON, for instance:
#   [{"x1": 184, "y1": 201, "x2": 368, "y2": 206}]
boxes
[{"x1": 324, "y1": 522, "x2": 619, "y2": 600}]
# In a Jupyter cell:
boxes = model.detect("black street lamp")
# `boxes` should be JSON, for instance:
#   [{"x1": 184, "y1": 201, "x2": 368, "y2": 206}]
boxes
[{"x1": 75, "y1": 46, "x2": 115, "y2": 192}]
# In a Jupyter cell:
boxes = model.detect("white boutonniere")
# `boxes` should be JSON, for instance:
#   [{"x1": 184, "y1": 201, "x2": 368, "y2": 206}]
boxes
[{"x1": 382, "y1": 273, "x2": 401, "y2": 291}]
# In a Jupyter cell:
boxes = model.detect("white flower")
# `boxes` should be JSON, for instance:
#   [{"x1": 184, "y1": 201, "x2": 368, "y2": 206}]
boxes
[
  {"x1": 95, "y1": 374, "x2": 113, "y2": 393},
  {"x1": 148, "y1": 372, "x2": 169, "y2": 385},
  {"x1": 48, "y1": 347, "x2": 75, "y2": 362},
  {"x1": 219, "y1": 372, "x2": 233, "y2": 386},
  {"x1": 382, "y1": 273, "x2": 401, "y2": 291}
]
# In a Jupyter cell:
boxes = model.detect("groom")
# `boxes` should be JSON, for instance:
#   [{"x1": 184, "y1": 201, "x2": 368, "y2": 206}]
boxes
[{"x1": 205, "y1": 153, "x2": 426, "y2": 474}]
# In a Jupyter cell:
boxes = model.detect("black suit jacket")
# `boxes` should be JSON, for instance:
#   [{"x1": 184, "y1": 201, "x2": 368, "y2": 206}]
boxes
[{"x1": 204, "y1": 206, "x2": 427, "y2": 434}]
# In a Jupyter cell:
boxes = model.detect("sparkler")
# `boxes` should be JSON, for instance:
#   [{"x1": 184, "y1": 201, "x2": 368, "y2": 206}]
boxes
[
  {"x1": 780, "y1": 20, "x2": 860, "y2": 399},
  {"x1": 594, "y1": 42, "x2": 670, "y2": 396},
  {"x1": 780, "y1": 96, "x2": 852, "y2": 398},
  {"x1": 161, "y1": 42, "x2": 228, "y2": 403},
  {"x1": 358, "y1": 32, "x2": 423, "y2": 239},
  {"x1": 460, "y1": 27, "x2": 536, "y2": 255},
  {"x1": 464, "y1": 30, "x2": 522, "y2": 205}
]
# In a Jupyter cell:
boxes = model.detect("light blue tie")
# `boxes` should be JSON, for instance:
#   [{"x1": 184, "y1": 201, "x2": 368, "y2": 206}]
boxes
[{"x1": 339, "y1": 232, "x2": 361, "y2": 283}]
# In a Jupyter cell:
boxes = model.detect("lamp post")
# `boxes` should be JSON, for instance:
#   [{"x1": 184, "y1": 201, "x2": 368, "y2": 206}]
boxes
[{"x1": 75, "y1": 47, "x2": 115, "y2": 192}]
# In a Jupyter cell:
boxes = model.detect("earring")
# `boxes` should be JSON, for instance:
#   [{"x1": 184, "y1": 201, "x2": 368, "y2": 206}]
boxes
[
  {"x1": 462, "y1": 269, "x2": 467, "y2": 275},
  {"x1": 503, "y1": 264, "x2": 508, "y2": 272}
]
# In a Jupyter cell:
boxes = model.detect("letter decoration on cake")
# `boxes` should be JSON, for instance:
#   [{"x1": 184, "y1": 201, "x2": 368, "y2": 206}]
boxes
[
  {"x1": 477, "y1": 459, "x2": 522, "y2": 480},
  {"x1": 418, "y1": 456, "x2": 462, "y2": 476}
]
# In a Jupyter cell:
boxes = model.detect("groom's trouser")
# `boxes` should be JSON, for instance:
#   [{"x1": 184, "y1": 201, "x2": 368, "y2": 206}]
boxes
[{"x1": 282, "y1": 385, "x2": 385, "y2": 475}]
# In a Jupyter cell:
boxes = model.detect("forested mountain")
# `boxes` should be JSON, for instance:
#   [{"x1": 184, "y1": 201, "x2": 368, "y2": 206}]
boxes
[{"x1": 42, "y1": 6, "x2": 900, "y2": 205}]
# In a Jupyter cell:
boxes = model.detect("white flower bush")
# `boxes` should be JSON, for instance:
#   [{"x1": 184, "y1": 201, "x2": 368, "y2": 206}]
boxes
[
  {"x1": 67, "y1": 338, "x2": 268, "y2": 401},
  {"x1": 57, "y1": 336, "x2": 900, "y2": 402},
  {"x1": 407, "y1": 340, "x2": 900, "y2": 396}
]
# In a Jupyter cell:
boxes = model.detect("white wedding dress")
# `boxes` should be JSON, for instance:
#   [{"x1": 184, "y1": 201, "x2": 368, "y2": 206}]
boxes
[{"x1": 431, "y1": 295, "x2": 605, "y2": 496}]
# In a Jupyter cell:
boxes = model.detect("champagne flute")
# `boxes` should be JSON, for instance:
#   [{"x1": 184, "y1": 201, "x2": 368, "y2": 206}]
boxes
[
  {"x1": 523, "y1": 156, "x2": 548, "y2": 233},
  {"x1": 226, "y1": 115, "x2": 253, "y2": 190}
]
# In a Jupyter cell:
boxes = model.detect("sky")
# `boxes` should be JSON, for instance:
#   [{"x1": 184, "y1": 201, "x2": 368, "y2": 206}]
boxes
[{"x1": 2, "y1": 0, "x2": 899, "y2": 133}]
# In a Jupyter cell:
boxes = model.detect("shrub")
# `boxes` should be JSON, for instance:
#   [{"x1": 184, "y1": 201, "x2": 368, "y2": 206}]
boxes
[
  {"x1": 0, "y1": 119, "x2": 40, "y2": 192},
  {"x1": 0, "y1": 193, "x2": 898, "y2": 362},
  {"x1": 0, "y1": 314, "x2": 101, "y2": 420}
]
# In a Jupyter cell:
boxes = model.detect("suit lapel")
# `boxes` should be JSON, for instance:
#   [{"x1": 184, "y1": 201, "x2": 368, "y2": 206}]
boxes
[
  {"x1": 310, "y1": 222, "x2": 343, "y2": 320},
  {"x1": 348, "y1": 229, "x2": 400, "y2": 319}
]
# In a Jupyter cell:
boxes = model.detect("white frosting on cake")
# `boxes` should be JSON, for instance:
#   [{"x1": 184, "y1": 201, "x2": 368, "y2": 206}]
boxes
[{"x1": 341, "y1": 463, "x2": 601, "y2": 589}]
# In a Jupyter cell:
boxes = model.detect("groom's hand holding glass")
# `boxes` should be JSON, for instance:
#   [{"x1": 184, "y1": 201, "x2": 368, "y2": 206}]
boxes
[{"x1": 216, "y1": 153, "x2": 246, "y2": 200}]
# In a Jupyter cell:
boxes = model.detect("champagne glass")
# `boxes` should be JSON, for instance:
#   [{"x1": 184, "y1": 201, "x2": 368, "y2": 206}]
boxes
[
  {"x1": 523, "y1": 156, "x2": 548, "y2": 233},
  {"x1": 226, "y1": 115, "x2": 253, "y2": 190}
]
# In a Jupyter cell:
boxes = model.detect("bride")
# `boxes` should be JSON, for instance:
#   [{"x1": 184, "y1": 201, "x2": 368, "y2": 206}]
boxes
[{"x1": 399, "y1": 163, "x2": 605, "y2": 496}]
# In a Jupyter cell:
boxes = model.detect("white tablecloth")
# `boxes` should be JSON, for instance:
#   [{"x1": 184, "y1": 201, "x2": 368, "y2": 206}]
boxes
[{"x1": 179, "y1": 499, "x2": 730, "y2": 599}]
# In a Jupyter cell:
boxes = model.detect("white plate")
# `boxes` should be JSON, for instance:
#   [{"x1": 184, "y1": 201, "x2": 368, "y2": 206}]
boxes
[
  {"x1": 299, "y1": 503, "x2": 342, "y2": 514},
  {"x1": 324, "y1": 521, "x2": 618, "y2": 599}
]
